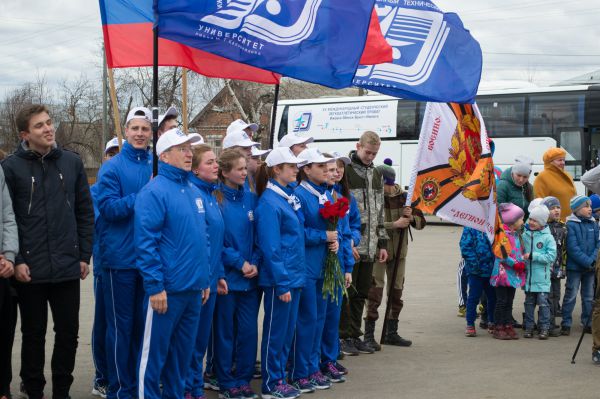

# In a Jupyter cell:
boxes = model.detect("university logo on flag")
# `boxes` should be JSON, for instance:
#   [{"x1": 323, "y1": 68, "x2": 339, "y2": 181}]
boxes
[
  {"x1": 354, "y1": 0, "x2": 482, "y2": 103},
  {"x1": 156, "y1": 0, "x2": 375, "y2": 88}
]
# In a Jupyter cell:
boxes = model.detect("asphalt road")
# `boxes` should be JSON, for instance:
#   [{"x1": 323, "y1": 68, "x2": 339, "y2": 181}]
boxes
[{"x1": 10, "y1": 225, "x2": 599, "y2": 398}]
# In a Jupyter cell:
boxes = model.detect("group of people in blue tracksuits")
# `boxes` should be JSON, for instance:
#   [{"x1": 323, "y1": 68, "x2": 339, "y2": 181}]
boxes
[{"x1": 91, "y1": 108, "x2": 362, "y2": 399}]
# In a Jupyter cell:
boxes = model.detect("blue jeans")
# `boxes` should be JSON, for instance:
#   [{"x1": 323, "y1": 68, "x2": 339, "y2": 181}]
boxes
[
  {"x1": 466, "y1": 275, "x2": 496, "y2": 326},
  {"x1": 524, "y1": 292, "x2": 550, "y2": 331},
  {"x1": 562, "y1": 270, "x2": 595, "y2": 328}
]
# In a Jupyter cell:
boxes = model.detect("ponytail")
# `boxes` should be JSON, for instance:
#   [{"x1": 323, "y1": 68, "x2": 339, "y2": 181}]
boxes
[{"x1": 256, "y1": 163, "x2": 271, "y2": 196}]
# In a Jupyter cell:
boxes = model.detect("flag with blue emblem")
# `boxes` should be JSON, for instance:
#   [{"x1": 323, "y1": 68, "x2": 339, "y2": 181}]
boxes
[
  {"x1": 354, "y1": 0, "x2": 482, "y2": 103},
  {"x1": 155, "y1": 0, "x2": 376, "y2": 89}
]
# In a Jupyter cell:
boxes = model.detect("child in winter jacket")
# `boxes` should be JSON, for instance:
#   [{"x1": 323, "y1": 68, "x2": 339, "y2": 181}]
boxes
[
  {"x1": 561, "y1": 195, "x2": 600, "y2": 336},
  {"x1": 490, "y1": 203, "x2": 527, "y2": 340},
  {"x1": 522, "y1": 205, "x2": 557, "y2": 339},
  {"x1": 460, "y1": 227, "x2": 496, "y2": 337},
  {"x1": 542, "y1": 196, "x2": 567, "y2": 333}
]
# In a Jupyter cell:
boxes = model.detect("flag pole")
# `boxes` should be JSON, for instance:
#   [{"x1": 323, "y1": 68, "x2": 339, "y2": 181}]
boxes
[
  {"x1": 182, "y1": 68, "x2": 188, "y2": 133},
  {"x1": 106, "y1": 66, "x2": 123, "y2": 149},
  {"x1": 151, "y1": 16, "x2": 159, "y2": 176},
  {"x1": 268, "y1": 83, "x2": 280, "y2": 149}
]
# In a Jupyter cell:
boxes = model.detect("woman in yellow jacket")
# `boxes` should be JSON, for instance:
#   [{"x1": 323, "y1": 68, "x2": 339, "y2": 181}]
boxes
[{"x1": 533, "y1": 147, "x2": 577, "y2": 221}]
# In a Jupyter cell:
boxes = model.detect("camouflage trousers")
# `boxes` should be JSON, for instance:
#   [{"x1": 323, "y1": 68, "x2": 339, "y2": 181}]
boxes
[{"x1": 366, "y1": 257, "x2": 406, "y2": 321}]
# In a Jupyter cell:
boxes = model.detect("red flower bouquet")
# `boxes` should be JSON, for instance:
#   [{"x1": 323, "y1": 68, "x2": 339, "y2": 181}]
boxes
[{"x1": 319, "y1": 197, "x2": 350, "y2": 303}]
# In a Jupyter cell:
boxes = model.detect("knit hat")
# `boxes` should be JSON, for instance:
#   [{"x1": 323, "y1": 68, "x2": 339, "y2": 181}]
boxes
[
  {"x1": 570, "y1": 195, "x2": 591, "y2": 212},
  {"x1": 512, "y1": 155, "x2": 533, "y2": 176},
  {"x1": 542, "y1": 196, "x2": 561, "y2": 210},
  {"x1": 377, "y1": 159, "x2": 396, "y2": 185},
  {"x1": 499, "y1": 203, "x2": 525, "y2": 225},
  {"x1": 543, "y1": 147, "x2": 567, "y2": 164},
  {"x1": 528, "y1": 205, "x2": 550, "y2": 227},
  {"x1": 528, "y1": 198, "x2": 544, "y2": 214},
  {"x1": 590, "y1": 194, "x2": 600, "y2": 212}
]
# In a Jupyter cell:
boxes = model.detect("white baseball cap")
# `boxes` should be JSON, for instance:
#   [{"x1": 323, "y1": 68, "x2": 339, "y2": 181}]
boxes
[
  {"x1": 298, "y1": 148, "x2": 335, "y2": 166},
  {"x1": 278, "y1": 133, "x2": 314, "y2": 148},
  {"x1": 104, "y1": 137, "x2": 120, "y2": 153},
  {"x1": 223, "y1": 130, "x2": 259, "y2": 149},
  {"x1": 330, "y1": 151, "x2": 351, "y2": 165},
  {"x1": 265, "y1": 147, "x2": 304, "y2": 167},
  {"x1": 227, "y1": 119, "x2": 258, "y2": 136},
  {"x1": 188, "y1": 133, "x2": 205, "y2": 146},
  {"x1": 251, "y1": 147, "x2": 271, "y2": 157},
  {"x1": 158, "y1": 106, "x2": 178, "y2": 128},
  {"x1": 126, "y1": 106, "x2": 152, "y2": 125},
  {"x1": 156, "y1": 128, "x2": 202, "y2": 156}
]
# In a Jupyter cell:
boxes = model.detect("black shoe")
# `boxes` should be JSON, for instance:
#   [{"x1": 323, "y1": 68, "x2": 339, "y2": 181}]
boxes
[
  {"x1": 363, "y1": 319, "x2": 381, "y2": 351},
  {"x1": 353, "y1": 338, "x2": 375, "y2": 354},
  {"x1": 524, "y1": 330, "x2": 533, "y2": 338},
  {"x1": 549, "y1": 328, "x2": 562, "y2": 337},
  {"x1": 340, "y1": 338, "x2": 359, "y2": 356},
  {"x1": 384, "y1": 334, "x2": 412, "y2": 347},
  {"x1": 538, "y1": 330, "x2": 549, "y2": 340},
  {"x1": 593, "y1": 350, "x2": 600, "y2": 365},
  {"x1": 479, "y1": 320, "x2": 489, "y2": 329},
  {"x1": 584, "y1": 326, "x2": 592, "y2": 334},
  {"x1": 561, "y1": 326, "x2": 571, "y2": 336}
]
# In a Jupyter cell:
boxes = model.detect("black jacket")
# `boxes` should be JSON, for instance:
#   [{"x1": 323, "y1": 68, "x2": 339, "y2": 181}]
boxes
[{"x1": 2, "y1": 142, "x2": 94, "y2": 283}]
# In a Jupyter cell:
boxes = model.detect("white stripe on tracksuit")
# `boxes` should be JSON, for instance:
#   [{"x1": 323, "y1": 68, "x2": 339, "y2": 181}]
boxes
[{"x1": 138, "y1": 299, "x2": 154, "y2": 399}]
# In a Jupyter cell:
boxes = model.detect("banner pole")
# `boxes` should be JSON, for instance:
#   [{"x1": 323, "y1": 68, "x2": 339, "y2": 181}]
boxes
[
  {"x1": 182, "y1": 68, "x2": 188, "y2": 133},
  {"x1": 268, "y1": 83, "x2": 280, "y2": 149},
  {"x1": 152, "y1": 22, "x2": 159, "y2": 176},
  {"x1": 107, "y1": 68, "x2": 123, "y2": 150}
]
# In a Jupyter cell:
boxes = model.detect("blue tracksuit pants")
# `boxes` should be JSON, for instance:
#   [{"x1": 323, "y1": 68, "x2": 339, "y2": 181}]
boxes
[
  {"x1": 103, "y1": 268, "x2": 144, "y2": 399},
  {"x1": 185, "y1": 291, "x2": 217, "y2": 396},
  {"x1": 138, "y1": 291, "x2": 202, "y2": 399},
  {"x1": 214, "y1": 289, "x2": 260, "y2": 390},
  {"x1": 261, "y1": 287, "x2": 301, "y2": 393},
  {"x1": 92, "y1": 274, "x2": 108, "y2": 388},
  {"x1": 320, "y1": 287, "x2": 343, "y2": 366}
]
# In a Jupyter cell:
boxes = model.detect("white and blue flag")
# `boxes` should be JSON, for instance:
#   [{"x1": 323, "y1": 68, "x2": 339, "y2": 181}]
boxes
[
  {"x1": 155, "y1": 0, "x2": 375, "y2": 89},
  {"x1": 353, "y1": 0, "x2": 482, "y2": 103}
]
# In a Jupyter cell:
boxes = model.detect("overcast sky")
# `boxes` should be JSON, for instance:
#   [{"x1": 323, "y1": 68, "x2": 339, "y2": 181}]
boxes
[{"x1": 1, "y1": 0, "x2": 599, "y2": 97}]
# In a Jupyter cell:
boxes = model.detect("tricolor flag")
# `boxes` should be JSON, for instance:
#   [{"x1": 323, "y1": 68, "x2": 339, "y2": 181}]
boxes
[
  {"x1": 99, "y1": 0, "x2": 281, "y2": 84},
  {"x1": 407, "y1": 102, "x2": 510, "y2": 258}
]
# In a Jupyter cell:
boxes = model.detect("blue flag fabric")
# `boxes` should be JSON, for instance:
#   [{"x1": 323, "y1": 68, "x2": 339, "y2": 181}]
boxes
[
  {"x1": 354, "y1": 0, "x2": 482, "y2": 103},
  {"x1": 155, "y1": 0, "x2": 375, "y2": 89}
]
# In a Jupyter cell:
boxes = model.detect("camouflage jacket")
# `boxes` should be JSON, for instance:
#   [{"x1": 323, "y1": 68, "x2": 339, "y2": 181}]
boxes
[{"x1": 346, "y1": 151, "x2": 388, "y2": 261}]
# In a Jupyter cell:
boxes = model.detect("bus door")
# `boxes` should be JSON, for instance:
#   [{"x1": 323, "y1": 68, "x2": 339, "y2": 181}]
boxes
[{"x1": 556, "y1": 127, "x2": 585, "y2": 194}]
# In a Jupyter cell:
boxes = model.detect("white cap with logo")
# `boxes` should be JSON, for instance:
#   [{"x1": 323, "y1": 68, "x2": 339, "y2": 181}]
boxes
[
  {"x1": 251, "y1": 147, "x2": 271, "y2": 157},
  {"x1": 188, "y1": 133, "x2": 205, "y2": 146},
  {"x1": 278, "y1": 133, "x2": 314, "y2": 148},
  {"x1": 330, "y1": 151, "x2": 351, "y2": 165},
  {"x1": 104, "y1": 137, "x2": 120, "y2": 153},
  {"x1": 298, "y1": 148, "x2": 335, "y2": 166},
  {"x1": 223, "y1": 130, "x2": 259, "y2": 149},
  {"x1": 265, "y1": 147, "x2": 304, "y2": 167},
  {"x1": 227, "y1": 119, "x2": 258, "y2": 136},
  {"x1": 126, "y1": 106, "x2": 152, "y2": 125},
  {"x1": 158, "y1": 106, "x2": 178, "y2": 128},
  {"x1": 156, "y1": 128, "x2": 202, "y2": 156}
]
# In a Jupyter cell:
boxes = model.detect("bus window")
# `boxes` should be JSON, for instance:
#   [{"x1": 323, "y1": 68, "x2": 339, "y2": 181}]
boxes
[
  {"x1": 559, "y1": 130, "x2": 582, "y2": 162},
  {"x1": 396, "y1": 101, "x2": 418, "y2": 139},
  {"x1": 528, "y1": 94, "x2": 584, "y2": 137},
  {"x1": 477, "y1": 96, "x2": 525, "y2": 137},
  {"x1": 277, "y1": 106, "x2": 289, "y2": 140}
]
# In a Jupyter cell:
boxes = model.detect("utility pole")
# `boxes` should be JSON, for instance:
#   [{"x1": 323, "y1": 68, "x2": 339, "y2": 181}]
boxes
[{"x1": 102, "y1": 45, "x2": 108, "y2": 149}]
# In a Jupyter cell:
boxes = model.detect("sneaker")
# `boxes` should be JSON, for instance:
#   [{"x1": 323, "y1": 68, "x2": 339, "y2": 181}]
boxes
[
  {"x1": 204, "y1": 374, "x2": 220, "y2": 391},
  {"x1": 493, "y1": 325, "x2": 510, "y2": 340},
  {"x1": 91, "y1": 383, "x2": 108, "y2": 398},
  {"x1": 290, "y1": 378, "x2": 315, "y2": 394},
  {"x1": 538, "y1": 329, "x2": 549, "y2": 340},
  {"x1": 457, "y1": 306, "x2": 466, "y2": 317},
  {"x1": 333, "y1": 361, "x2": 348, "y2": 375},
  {"x1": 308, "y1": 371, "x2": 331, "y2": 390},
  {"x1": 487, "y1": 323, "x2": 495, "y2": 334},
  {"x1": 523, "y1": 329, "x2": 533, "y2": 338},
  {"x1": 340, "y1": 338, "x2": 359, "y2": 356},
  {"x1": 465, "y1": 325, "x2": 476, "y2": 337},
  {"x1": 549, "y1": 327, "x2": 562, "y2": 337},
  {"x1": 561, "y1": 326, "x2": 571, "y2": 336},
  {"x1": 479, "y1": 320, "x2": 489, "y2": 329},
  {"x1": 219, "y1": 387, "x2": 243, "y2": 399},
  {"x1": 239, "y1": 385, "x2": 259, "y2": 399},
  {"x1": 353, "y1": 338, "x2": 374, "y2": 354},
  {"x1": 321, "y1": 362, "x2": 345, "y2": 383},
  {"x1": 505, "y1": 325, "x2": 519, "y2": 340},
  {"x1": 253, "y1": 363, "x2": 262, "y2": 379},
  {"x1": 261, "y1": 383, "x2": 300, "y2": 399},
  {"x1": 593, "y1": 350, "x2": 600, "y2": 365}
]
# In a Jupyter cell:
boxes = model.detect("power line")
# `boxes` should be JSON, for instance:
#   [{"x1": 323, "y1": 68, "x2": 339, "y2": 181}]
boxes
[{"x1": 484, "y1": 51, "x2": 600, "y2": 57}]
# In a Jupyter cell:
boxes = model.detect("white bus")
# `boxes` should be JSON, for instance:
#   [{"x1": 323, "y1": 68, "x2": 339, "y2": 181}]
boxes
[{"x1": 272, "y1": 84, "x2": 600, "y2": 194}]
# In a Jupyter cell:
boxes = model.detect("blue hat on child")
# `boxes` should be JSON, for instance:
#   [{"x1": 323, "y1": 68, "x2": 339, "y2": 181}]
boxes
[
  {"x1": 570, "y1": 195, "x2": 591, "y2": 212},
  {"x1": 590, "y1": 194, "x2": 600, "y2": 212},
  {"x1": 542, "y1": 196, "x2": 561, "y2": 210}
]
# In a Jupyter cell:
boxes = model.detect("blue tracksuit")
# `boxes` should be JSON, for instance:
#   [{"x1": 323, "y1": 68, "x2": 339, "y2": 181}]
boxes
[
  {"x1": 321, "y1": 188, "x2": 358, "y2": 366},
  {"x1": 91, "y1": 184, "x2": 108, "y2": 389},
  {"x1": 256, "y1": 179, "x2": 305, "y2": 393},
  {"x1": 135, "y1": 161, "x2": 210, "y2": 399},
  {"x1": 96, "y1": 142, "x2": 152, "y2": 399},
  {"x1": 213, "y1": 183, "x2": 261, "y2": 390},
  {"x1": 185, "y1": 174, "x2": 224, "y2": 397},
  {"x1": 290, "y1": 180, "x2": 333, "y2": 381}
]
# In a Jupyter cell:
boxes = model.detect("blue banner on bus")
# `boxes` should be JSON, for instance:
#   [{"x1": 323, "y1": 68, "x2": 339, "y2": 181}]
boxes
[{"x1": 353, "y1": 0, "x2": 482, "y2": 104}]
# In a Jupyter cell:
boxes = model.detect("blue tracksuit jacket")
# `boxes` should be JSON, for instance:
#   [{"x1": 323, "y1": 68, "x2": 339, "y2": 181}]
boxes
[
  {"x1": 134, "y1": 162, "x2": 210, "y2": 295},
  {"x1": 96, "y1": 142, "x2": 152, "y2": 269},
  {"x1": 255, "y1": 179, "x2": 306, "y2": 295},
  {"x1": 219, "y1": 183, "x2": 260, "y2": 291},
  {"x1": 566, "y1": 213, "x2": 600, "y2": 272},
  {"x1": 190, "y1": 174, "x2": 224, "y2": 290},
  {"x1": 91, "y1": 183, "x2": 105, "y2": 276}
]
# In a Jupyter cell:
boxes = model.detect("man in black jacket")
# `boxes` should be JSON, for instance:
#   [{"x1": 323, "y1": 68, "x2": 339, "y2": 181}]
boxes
[{"x1": 2, "y1": 104, "x2": 94, "y2": 399}]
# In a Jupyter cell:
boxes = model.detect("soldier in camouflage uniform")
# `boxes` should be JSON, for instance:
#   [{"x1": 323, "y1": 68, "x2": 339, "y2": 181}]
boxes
[{"x1": 339, "y1": 131, "x2": 389, "y2": 355}]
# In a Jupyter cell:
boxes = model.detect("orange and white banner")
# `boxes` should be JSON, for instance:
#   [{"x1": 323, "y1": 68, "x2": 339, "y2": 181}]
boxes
[{"x1": 408, "y1": 102, "x2": 510, "y2": 257}]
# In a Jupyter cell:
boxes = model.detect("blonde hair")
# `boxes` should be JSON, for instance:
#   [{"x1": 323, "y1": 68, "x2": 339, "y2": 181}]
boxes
[{"x1": 359, "y1": 131, "x2": 381, "y2": 146}]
